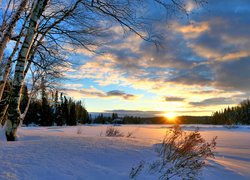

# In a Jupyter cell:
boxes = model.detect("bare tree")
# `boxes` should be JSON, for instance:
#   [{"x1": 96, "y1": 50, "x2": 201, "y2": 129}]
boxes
[{"x1": 5, "y1": 0, "x2": 49, "y2": 141}]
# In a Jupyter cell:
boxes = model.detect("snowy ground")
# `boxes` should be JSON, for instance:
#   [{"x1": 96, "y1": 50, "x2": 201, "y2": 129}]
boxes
[{"x1": 0, "y1": 125, "x2": 250, "y2": 180}]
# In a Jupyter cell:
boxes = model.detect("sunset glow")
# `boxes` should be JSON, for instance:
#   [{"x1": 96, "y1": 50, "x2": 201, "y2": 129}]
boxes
[{"x1": 164, "y1": 112, "x2": 176, "y2": 121}]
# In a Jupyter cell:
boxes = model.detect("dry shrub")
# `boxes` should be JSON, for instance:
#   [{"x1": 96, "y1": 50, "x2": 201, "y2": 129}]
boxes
[
  {"x1": 130, "y1": 125, "x2": 217, "y2": 179},
  {"x1": 130, "y1": 161, "x2": 145, "y2": 179},
  {"x1": 126, "y1": 131, "x2": 134, "y2": 138},
  {"x1": 105, "y1": 126, "x2": 123, "y2": 137},
  {"x1": 76, "y1": 126, "x2": 83, "y2": 134}
]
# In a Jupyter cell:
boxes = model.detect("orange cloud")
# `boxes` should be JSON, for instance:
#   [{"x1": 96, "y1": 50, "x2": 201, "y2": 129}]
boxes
[{"x1": 173, "y1": 21, "x2": 210, "y2": 39}]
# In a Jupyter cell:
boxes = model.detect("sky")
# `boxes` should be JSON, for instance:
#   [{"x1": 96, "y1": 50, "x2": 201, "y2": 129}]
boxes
[{"x1": 61, "y1": 0, "x2": 250, "y2": 117}]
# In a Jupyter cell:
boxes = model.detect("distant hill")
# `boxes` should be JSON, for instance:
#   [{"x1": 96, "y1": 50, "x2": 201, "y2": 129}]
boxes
[
  {"x1": 91, "y1": 113, "x2": 212, "y2": 124},
  {"x1": 138, "y1": 116, "x2": 211, "y2": 124},
  {"x1": 123, "y1": 116, "x2": 212, "y2": 124}
]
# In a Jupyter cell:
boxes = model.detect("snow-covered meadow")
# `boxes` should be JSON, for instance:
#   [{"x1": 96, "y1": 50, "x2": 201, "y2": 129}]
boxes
[{"x1": 0, "y1": 125, "x2": 250, "y2": 180}]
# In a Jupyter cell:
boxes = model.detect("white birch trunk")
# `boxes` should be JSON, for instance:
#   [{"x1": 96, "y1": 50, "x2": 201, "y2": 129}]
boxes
[
  {"x1": 0, "y1": 12, "x2": 29, "y2": 102},
  {"x1": 19, "y1": 89, "x2": 34, "y2": 127},
  {"x1": 5, "y1": 0, "x2": 48, "y2": 141}
]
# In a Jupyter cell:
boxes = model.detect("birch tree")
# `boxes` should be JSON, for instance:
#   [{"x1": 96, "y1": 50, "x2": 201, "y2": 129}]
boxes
[{"x1": 5, "y1": 0, "x2": 48, "y2": 141}]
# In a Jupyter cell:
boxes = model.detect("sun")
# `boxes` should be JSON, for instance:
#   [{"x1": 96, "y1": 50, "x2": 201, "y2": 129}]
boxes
[{"x1": 164, "y1": 112, "x2": 176, "y2": 121}]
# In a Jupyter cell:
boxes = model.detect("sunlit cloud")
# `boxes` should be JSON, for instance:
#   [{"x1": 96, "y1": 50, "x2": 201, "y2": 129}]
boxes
[
  {"x1": 106, "y1": 90, "x2": 138, "y2": 100},
  {"x1": 164, "y1": 96, "x2": 185, "y2": 102},
  {"x1": 186, "y1": 0, "x2": 197, "y2": 12},
  {"x1": 62, "y1": 86, "x2": 140, "y2": 101},
  {"x1": 189, "y1": 97, "x2": 235, "y2": 107},
  {"x1": 173, "y1": 21, "x2": 210, "y2": 39}
]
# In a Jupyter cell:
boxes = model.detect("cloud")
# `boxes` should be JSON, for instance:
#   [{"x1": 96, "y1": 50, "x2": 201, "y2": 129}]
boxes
[
  {"x1": 63, "y1": 87, "x2": 139, "y2": 101},
  {"x1": 62, "y1": 83, "x2": 84, "y2": 89},
  {"x1": 106, "y1": 90, "x2": 137, "y2": 100},
  {"x1": 189, "y1": 97, "x2": 235, "y2": 107},
  {"x1": 63, "y1": 87, "x2": 106, "y2": 99},
  {"x1": 186, "y1": 12, "x2": 250, "y2": 63},
  {"x1": 164, "y1": 96, "x2": 185, "y2": 102},
  {"x1": 213, "y1": 58, "x2": 250, "y2": 91},
  {"x1": 173, "y1": 21, "x2": 210, "y2": 39}
]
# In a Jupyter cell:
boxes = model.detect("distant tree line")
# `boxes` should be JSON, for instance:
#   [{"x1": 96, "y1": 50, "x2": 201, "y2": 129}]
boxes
[
  {"x1": 129, "y1": 116, "x2": 211, "y2": 124},
  {"x1": 211, "y1": 99, "x2": 250, "y2": 125},
  {"x1": 90, "y1": 99, "x2": 250, "y2": 125},
  {"x1": 92, "y1": 113, "x2": 143, "y2": 124},
  {"x1": 92, "y1": 113, "x2": 119, "y2": 124},
  {"x1": 24, "y1": 88, "x2": 89, "y2": 126},
  {"x1": 5, "y1": 94, "x2": 250, "y2": 126},
  {"x1": 91, "y1": 114, "x2": 211, "y2": 124},
  {"x1": 0, "y1": 83, "x2": 89, "y2": 127}
]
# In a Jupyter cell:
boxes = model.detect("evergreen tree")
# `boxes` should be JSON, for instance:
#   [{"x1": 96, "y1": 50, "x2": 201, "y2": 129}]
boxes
[
  {"x1": 211, "y1": 99, "x2": 250, "y2": 125},
  {"x1": 55, "y1": 92, "x2": 64, "y2": 126},
  {"x1": 24, "y1": 101, "x2": 41, "y2": 126},
  {"x1": 112, "y1": 113, "x2": 118, "y2": 120},
  {"x1": 62, "y1": 96, "x2": 69, "y2": 125},
  {"x1": 54, "y1": 90, "x2": 60, "y2": 125},
  {"x1": 75, "y1": 100, "x2": 88, "y2": 124},
  {"x1": 18, "y1": 89, "x2": 89, "y2": 126},
  {"x1": 68, "y1": 102, "x2": 77, "y2": 125},
  {"x1": 40, "y1": 78, "x2": 52, "y2": 126}
]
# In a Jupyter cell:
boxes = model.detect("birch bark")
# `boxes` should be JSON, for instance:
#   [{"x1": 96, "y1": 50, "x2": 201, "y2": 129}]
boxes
[{"x1": 0, "y1": 14, "x2": 28, "y2": 102}]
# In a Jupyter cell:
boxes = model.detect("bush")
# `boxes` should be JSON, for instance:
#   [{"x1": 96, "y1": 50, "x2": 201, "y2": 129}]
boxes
[
  {"x1": 105, "y1": 126, "x2": 123, "y2": 137},
  {"x1": 130, "y1": 125, "x2": 217, "y2": 179},
  {"x1": 126, "y1": 131, "x2": 134, "y2": 138},
  {"x1": 76, "y1": 125, "x2": 83, "y2": 134}
]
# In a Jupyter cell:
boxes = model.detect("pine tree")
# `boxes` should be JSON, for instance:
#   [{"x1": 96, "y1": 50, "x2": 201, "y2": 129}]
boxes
[
  {"x1": 14, "y1": 89, "x2": 89, "y2": 127},
  {"x1": 40, "y1": 78, "x2": 52, "y2": 126},
  {"x1": 54, "y1": 90, "x2": 60, "y2": 125},
  {"x1": 62, "y1": 96, "x2": 69, "y2": 125},
  {"x1": 55, "y1": 92, "x2": 64, "y2": 126},
  {"x1": 68, "y1": 102, "x2": 76, "y2": 125},
  {"x1": 112, "y1": 113, "x2": 118, "y2": 120}
]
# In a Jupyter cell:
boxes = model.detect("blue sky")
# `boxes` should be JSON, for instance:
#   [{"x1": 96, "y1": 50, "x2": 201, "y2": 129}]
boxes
[{"x1": 61, "y1": 0, "x2": 250, "y2": 117}]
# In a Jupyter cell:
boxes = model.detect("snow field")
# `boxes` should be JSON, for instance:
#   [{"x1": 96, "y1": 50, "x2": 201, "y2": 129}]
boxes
[{"x1": 0, "y1": 125, "x2": 250, "y2": 180}]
